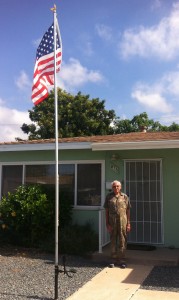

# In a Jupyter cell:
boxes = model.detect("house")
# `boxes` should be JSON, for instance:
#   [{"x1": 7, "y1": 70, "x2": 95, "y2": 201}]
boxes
[{"x1": 0, "y1": 131, "x2": 179, "y2": 250}]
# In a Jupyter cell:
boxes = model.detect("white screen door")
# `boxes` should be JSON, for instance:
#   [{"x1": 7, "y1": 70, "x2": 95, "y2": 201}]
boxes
[{"x1": 125, "y1": 160, "x2": 163, "y2": 244}]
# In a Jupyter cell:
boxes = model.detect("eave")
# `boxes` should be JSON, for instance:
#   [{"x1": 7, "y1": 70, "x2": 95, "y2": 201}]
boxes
[
  {"x1": 0, "y1": 132, "x2": 179, "y2": 152},
  {"x1": 0, "y1": 142, "x2": 91, "y2": 152},
  {"x1": 92, "y1": 140, "x2": 179, "y2": 150}
]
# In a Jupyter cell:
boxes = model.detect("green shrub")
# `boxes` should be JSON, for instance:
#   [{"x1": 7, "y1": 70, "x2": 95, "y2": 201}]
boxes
[
  {"x1": 0, "y1": 184, "x2": 73, "y2": 247},
  {"x1": 41, "y1": 185, "x2": 73, "y2": 228},
  {"x1": 0, "y1": 185, "x2": 98, "y2": 255},
  {"x1": 32, "y1": 223, "x2": 99, "y2": 255},
  {"x1": 0, "y1": 185, "x2": 53, "y2": 246},
  {"x1": 59, "y1": 223, "x2": 98, "y2": 255}
]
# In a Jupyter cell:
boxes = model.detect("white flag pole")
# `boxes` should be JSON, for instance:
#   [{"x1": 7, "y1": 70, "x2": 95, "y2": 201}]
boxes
[{"x1": 51, "y1": 4, "x2": 60, "y2": 299}]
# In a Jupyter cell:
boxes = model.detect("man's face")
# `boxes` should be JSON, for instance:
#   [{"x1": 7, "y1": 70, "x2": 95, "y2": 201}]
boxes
[{"x1": 112, "y1": 183, "x2": 121, "y2": 195}]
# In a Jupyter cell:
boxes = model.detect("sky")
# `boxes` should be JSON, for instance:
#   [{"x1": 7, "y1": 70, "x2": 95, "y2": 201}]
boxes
[{"x1": 1, "y1": 0, "x2": 179, "y2": 142}]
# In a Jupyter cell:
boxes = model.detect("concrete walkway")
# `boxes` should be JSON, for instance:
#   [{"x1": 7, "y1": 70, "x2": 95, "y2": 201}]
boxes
[
  {"x1": 67, "y1": 264, "x2": 179, "y2": 300},
  {"x1": 67, "y1": 247, "x2": 179, "y2": 300},
  {"x1": 66, "y1": 264, "x2": 151, "y2": 300},
  {"x1": 92, "y1": 244, "x2": 179, "y2": 266}
]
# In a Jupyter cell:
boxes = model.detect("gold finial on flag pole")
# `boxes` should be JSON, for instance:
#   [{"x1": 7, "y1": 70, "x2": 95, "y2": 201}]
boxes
[{"x1": 51, "y1": 4, "x2": 56, "y2": 12}]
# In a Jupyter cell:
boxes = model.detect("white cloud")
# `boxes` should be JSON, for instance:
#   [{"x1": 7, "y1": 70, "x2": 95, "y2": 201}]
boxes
[
  {"x1": 132, "y1": 89, "x2": 173, "y2": 113},
  {"x1": 151, "y1": 0, "x2": 162, "y2": 11},
  {"x1": 77, "y1": 34, "x2": 94, "y2": 56},
  {"x1": 83, "y1": 41, "x2": 93, "y2": 56},
  {"x1": 160, "y1": 71, "x2": 179, "y2": 96},
  {"x1": 119, "y1": 3, "x2": 179, "y2": 60},
  {"x1": 95, "y1": 24, "x2": 113, "y2": 42},
  {"x1": 159, "y1": 113, "x2": 179, "y2": 124},
  {"x1": 15, "y1": 70, "x2": 31, "y2": 90},
  {"x1": 57, "y1": 58, "x2": 104, "y2": 91},
  {"x1": 131, "y1": 71, "x2": 179, "y2": 113},
  {"x1": 32, "y1": 38, "x2": 41, "y2": 48},
  {"x1": 0, "y1": 98, "x2": 5, "y2": 105},
  {"x1": 0, "y1": 102, "x2": 31, "y2": 142}
]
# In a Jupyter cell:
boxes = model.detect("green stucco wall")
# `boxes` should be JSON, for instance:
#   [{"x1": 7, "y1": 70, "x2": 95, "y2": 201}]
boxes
[
  {"x1": 103, "y1": 148, "x2": 179, "y2": 248},
  {"x1": 1, "y1": 147, "x2": 179, "y2": 248},
  {"x1": 72, "y1": 209, "x2": 99, "y2": 232}
]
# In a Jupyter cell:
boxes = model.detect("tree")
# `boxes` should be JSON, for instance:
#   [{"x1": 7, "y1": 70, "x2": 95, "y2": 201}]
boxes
[
  {"x1": 131, "y1": 112, "x2": 155, "y2": 131},
  {"x1": 167, "y1": 122, "x2": 179, "y2": 132},
  {"x1": 113, "y1": 118, "x2": 133, "y2": 134},
  {"x1": 114, "y1": 112, "x2": 166, "y2": 133},
  {"x1": 21, "y1": 89, "x2": 116, "y2": 140}
]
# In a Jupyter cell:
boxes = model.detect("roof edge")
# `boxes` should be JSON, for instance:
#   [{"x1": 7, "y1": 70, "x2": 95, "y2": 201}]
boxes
[
  {"x1": 0, "y1": 142, "x2": 92, "y2": 152},
  {"x1": 92, "y1": 140, "x2": 179, "y2": 150}
]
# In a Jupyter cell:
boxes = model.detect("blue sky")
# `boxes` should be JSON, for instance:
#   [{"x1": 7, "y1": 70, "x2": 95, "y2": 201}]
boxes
[{"x1": 1, "y1": 0, "x2": 179, "y2": 141}]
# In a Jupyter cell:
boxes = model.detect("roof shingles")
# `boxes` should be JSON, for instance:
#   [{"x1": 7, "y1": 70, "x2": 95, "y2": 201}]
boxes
[{"x1": 1, "y1": 131, "x2": 179, "y2": 146}]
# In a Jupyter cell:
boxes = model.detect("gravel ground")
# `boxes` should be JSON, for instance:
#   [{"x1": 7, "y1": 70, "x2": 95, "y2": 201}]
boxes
[
  {"x1": 0, "y1": 246, "x2": 178, "y2": 300},
  {"x1": 141, "y1": 266, "x2": 179, "y2": 293},
  {"x1": 0, "y1": 246, "x2": 104, "y2": 300}
]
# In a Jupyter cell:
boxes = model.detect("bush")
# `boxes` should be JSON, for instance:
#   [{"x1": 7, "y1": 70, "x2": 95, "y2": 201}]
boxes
[
  {"x1": 0, "y1": 185, "x2": 54, "y2": 246},
  {"x1": 0, "y1": 184, "x2": 73, "y2": 247},
  {"x1": 59, "y1": 223, "x2": 98, "y2": 255},
  {"x1": 41, "y1": 185, "x2": 73, "y2": 228},
  {"x1": 0, "y1": 185, "x2": 98, "y2": 255}
]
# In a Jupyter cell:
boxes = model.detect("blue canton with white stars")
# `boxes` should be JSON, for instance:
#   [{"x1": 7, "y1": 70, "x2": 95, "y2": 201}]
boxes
[{"x1": 36, "y1": 23, "x2": 60, "y2": 60}]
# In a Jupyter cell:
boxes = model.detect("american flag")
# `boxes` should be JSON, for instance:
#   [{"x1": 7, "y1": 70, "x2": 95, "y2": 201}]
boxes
[{"x1": 31, "y1": 20, "x2": 62, "y2": 105}]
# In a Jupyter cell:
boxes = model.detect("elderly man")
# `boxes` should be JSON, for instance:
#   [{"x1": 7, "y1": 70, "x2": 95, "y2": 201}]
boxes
[{"x1": 104, "y1": 180, "x2": 131, "y2": 268}]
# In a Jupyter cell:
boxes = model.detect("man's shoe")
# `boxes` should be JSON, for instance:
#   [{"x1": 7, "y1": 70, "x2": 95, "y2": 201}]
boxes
[{"x1": 120, "y1": 262, "x2": 127, "y2": 269}]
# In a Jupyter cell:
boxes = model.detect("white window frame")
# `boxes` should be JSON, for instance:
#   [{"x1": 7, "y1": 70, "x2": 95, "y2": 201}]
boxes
[{"x1": 0, "y1": 160, "x2": 105, "y2": 210}]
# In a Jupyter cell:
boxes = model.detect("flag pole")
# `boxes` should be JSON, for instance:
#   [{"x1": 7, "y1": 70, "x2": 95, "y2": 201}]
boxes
[{"x1": 51, "y1": 4, "x2": 60, "y2": 299}]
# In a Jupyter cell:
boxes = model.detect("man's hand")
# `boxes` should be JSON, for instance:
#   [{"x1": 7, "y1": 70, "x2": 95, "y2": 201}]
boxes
[
  {"x1": 126, "y1": 223, "x2": 131, "y2": 232},
  {"x1": 106, "y1": 224, "x2": 113, "y2": 233}
]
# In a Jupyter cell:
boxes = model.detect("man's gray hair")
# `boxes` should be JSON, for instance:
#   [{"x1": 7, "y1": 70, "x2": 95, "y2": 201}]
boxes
[{"x1": 111, "y1": 180, "x2": 121, "y2": 187}]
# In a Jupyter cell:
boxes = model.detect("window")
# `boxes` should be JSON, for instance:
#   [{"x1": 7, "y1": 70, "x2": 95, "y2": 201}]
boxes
[
  {"x1": 1, "y1": 162, "x2": 102, "y2": 207},
  {"x1": 1, "y1": 165, "x2": 23, "y2": 196},
  {"x1": 25, "y1": 164, "x2": 55, "y2": 185},
  {"x1": 59, "y1": 164, "x2": 75, "y2": 205},
  {"x1": 77, "y1": 164, "x2": 101, "y2": 206}
]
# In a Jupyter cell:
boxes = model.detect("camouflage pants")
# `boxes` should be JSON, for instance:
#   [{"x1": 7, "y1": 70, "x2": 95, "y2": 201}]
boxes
[{"x1": 109, "y1": 214, "x2": 127, "y2": 260}]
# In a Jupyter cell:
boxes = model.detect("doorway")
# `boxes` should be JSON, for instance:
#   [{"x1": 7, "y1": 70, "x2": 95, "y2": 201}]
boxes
[{"x1": 125, "y1": 160, "x2": 163, "y2": 245}]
